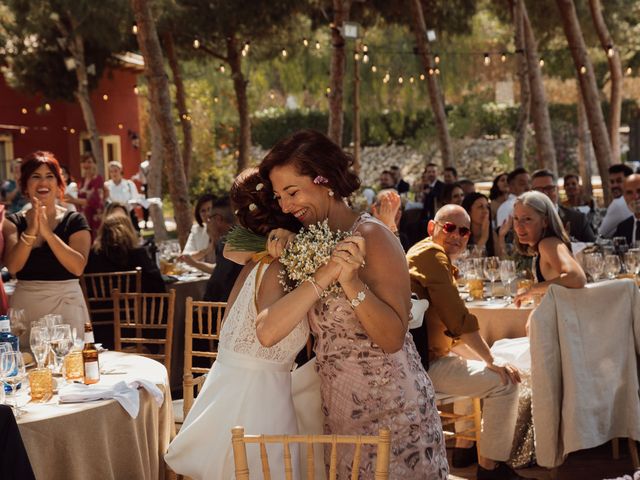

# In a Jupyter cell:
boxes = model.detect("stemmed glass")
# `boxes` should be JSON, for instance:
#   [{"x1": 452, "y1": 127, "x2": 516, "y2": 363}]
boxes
[
  {"x1": 483, "y1": 257, "x2": 501, "y2": 303},
  {"x1": 584, "y1": 252, "x2": 604, "y2": 282},
  {"x1": 499, "y1": 260, "x2": 516, "y2": 302},
  {"x1": 603, "y1": 254, "x2": 622, "y2": 279},
  {"x1": 0, "y1": 343, "x2": 12, "y2": 403},
  {"x1": 1, "y1": 350, "x2": 26, "y2": 417},
  {"x1": 624, "y1": 250, "x2": 640, "y2": 276},
  {"x1": 7, "y1": 308, "x2": 26, "y2": 338},
  {"x1": 50, "y1": 324, "x2": 72, "y2": 375},
  {"x1": 613, "y1": 237, "x2": 629, "y2": 256},
  {"x1": 30, "y1": 326, "x2": 50, "y2": 369}
]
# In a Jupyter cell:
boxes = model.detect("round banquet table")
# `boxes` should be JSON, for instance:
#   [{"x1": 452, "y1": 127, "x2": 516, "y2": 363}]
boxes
[
  {"x1": 467, "y1": 299, "x2": 534, "y2": 346},
  {"x1": 16, "y1": 351, "x2": 175, "y2": 480}
]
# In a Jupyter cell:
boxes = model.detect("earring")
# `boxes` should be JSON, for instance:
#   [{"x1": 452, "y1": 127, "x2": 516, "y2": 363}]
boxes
[{"x1": 328, "y1": 190, "x2": 334, "y2": 197}]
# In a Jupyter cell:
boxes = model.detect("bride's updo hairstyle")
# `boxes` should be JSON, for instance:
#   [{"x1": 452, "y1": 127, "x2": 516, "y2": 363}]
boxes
[
  {"x1": 231, "y1": 167, "x2": 301, "y2": 236},
  {"x1": 259, "y1": 129, "x2": 361, "y2": 199}
]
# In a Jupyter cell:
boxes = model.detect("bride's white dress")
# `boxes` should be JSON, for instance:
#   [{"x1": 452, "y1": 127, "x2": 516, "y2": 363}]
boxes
[{"x1": 165, "y1": 263, "x2": 309, "y2": 479}]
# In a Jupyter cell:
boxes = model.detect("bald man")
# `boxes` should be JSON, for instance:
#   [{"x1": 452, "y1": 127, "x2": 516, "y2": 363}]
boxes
[
  {"x1": 613, "y1": 174, "x2": 640, "y2": 247},
  {"x1": 407, "y1": 205, "x2": 524, "y2": 479}
]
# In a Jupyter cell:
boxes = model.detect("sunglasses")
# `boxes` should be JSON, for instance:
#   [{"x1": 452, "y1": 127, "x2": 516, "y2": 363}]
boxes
[{"x1": 436, "y1": 221, "x2": 471, "y2": 237}]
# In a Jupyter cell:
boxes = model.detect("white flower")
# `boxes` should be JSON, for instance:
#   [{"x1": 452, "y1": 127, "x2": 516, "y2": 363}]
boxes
[
  {"x1": 249, "y1": 203, "x2": 257, "y2": 211},
  {"x1": 256, "y1": 183, "x2": 264, "y2": 191}
]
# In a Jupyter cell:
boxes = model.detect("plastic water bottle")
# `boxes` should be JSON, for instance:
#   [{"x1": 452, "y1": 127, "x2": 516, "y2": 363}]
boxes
[{"x1": 0, "y1": 315, "x2": 20, "y2": 393}]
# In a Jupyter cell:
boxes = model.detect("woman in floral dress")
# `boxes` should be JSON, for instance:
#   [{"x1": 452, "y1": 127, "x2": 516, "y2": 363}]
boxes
[{"x1": 256, "y1": 129, "x2": 448, "y2": 479}]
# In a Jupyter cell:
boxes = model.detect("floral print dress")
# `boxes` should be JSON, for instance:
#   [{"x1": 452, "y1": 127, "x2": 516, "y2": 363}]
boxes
[
  {"x1": 308, "y1": 214, "x2": 448, "y2": 480},
  {"x1": 78, "y1": 174, "x2": 104, "y2": 237}
]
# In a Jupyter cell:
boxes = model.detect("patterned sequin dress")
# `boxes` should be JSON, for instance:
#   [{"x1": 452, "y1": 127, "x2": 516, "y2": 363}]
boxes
[{"x1": 308, "y1": 214, "x2": 449, "y2": 480}]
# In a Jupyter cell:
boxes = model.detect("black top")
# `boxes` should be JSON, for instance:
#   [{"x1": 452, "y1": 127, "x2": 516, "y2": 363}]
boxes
[
  {"x1": 7, "y1": 211, "x2": 90, "y2": 281},
  {"x1": 467, "y1": 229, "x2": 495, "y2": 257},
  {"x1": 613, "y1": 215, "x2": 638, "y2": 246},
  {"x1": 534, "y1": 256, "x2": 546, "y2": 283},
  {"x1": 203, "y1": 239, "x2": 243, "y2": 302},
  {"x1": 558, "y1": 205, "x2": 596, "y2": 243},
  {"x1": 85, "y1": 247, "x2": 166, "y2": 293}
]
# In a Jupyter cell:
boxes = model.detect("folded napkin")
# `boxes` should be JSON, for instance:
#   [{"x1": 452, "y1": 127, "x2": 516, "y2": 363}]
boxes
[{"x1": 58, "y1": 379, "x2": 164, "y2": 418}]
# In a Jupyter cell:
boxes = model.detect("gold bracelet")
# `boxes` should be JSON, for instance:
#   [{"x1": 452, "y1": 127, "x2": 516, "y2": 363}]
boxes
[{"x1": 20, "y1": 234, "x2": 34, "y2": 247}]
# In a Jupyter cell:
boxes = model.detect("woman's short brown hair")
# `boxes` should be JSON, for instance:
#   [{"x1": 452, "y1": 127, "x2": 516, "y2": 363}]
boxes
[
  {"x1": 231, "y1": 168, "x2": 301, "y2": 236},
  {"x1": 20, "y1": 151, "x2": 66, "y2": 198},
  {"x1": 259, "y1": 129, "x2": 360, "y2": 198},
  {"x1": 93, "y1": 213, "x2": 138, "y2": 268}
]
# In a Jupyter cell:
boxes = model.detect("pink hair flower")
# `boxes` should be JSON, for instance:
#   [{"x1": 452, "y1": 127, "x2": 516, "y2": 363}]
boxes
[{"x1": 313, "y1": 175, "x2": 329, "y2": 185}]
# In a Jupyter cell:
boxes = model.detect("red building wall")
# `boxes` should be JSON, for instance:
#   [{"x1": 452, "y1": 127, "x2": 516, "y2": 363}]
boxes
[{"x1": 0, "y1": 66, "x2": 142, "y2": 181}]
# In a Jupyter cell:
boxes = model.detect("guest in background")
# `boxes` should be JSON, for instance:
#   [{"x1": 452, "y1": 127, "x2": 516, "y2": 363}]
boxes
[
  {"x1": 407, "y1": 204, "x2": 523, "y2": 479},
  {"x1": 371, "y1": 188, "x2": 409, "y2": 250},
  {"x1": 444, "y1": 166, "x2": 458, "y2": 184},
  {"x1": 459, "y1": 178, "x2": 476, "y2": 195},
  {"x1": 378, "y1": 170, "x2": 395, "y2": 190},
  {"x1": 67, "y1": 153, "x2": 105, "y2": 237},
  {"x1": 3, "y1": 151, "x2": 91, "y2": 348},
  {"x1": 86, "y1": 213, "x2": 164, "y2": 293},
  {"x1": 60, "y1": 165, "x2": 78, "y2": 212},
  {"x1": 530, "y1": 169, "x2": 595, "y2": 243},
  {"x1": 439, "y1": 182, "x2": 465, "y2": 207},
  {"x1": 489, "y1": 173, "x2": 509, "y2": 223},
  {"x1": 612, "y1": 174, "x2": 640, "y2": 246},
  {"x1": 390, "y1": 165, "x2": 410, "y2": 194},
  {"x1": 599, "y1": 164, "x2": 633, "y2": 237},
  {"x1": 104, "y1": 161, "x2": 141, "y2": 231},
  {"x1": 562, "y1": 174, "x2": 590, "y2": 209},
  {"x1": 462, "y1": 192, "x2": 498, "y2": 257},
  {"x1": 421, "y1": 163, "x2": 444, "y2": 219},
  {"x1": 0, "y1": 205, "x2": 7, "y2": 314},
  {"x1": 512, "y1": 191, "x2": 586, "y2": 307},
  {"x1": 497, "y1": 168, "x2": 530, "y2": 227},
  {"x1": 1, "y1": 159, "x2": 27, "y2": 214},
  {"x1": 180, "y1": 194, "x2": 216, "y2": 274}
]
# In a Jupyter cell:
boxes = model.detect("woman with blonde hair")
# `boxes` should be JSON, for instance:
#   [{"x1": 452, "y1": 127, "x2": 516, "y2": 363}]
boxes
[{"x1": 512, "y1": 191, "x2": 586, "y2": 307}]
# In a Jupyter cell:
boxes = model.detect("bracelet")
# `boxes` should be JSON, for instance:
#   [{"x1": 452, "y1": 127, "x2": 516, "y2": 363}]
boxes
[
  {"x1": 305, "y1": 277, "x2": 324, "y2": 300},
  {"x1": 348, "y1": 286, "x2": 368, "y2": 308},
  {"x1": 22, "y1": 231, "x2": 36, "y2": 240},
  {"x1": 20, "y1": 234, "x2": 34, "y2": 247}
]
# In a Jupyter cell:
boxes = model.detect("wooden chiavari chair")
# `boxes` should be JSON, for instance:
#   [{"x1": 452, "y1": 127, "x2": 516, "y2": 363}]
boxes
[
  {"x1": 112, "y1": 288, "x2": 176, "y2": 379},
  {"x1": 435, "y1": 393, "x2": 482, "y2": 447},
  {"x1": 231, "y1": 426, "x2": 391, "y2": 480}
]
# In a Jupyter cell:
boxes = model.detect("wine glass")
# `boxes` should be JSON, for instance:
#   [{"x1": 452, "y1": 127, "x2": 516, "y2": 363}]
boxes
[
  {"x1": 0, "y1": 343, "x2": 12, "y2": 403},
  {"x1": 613, "y1": 237, "x2": 629, "y2": 256},
  {"x1": 624, "y1": 250, "x2": 640, "y2": 276},
  {"x1": 50, "y1": 324, "x2": 72, "y2": 375},
  {"x1": 499, "y1": 259, "x2": 516, "y2": 302},
  {"x1": 603, "y1": 255, "x2": 622, "y2": 279},
  {"x1": 7, "y1": 308, "x2": 26, "y2": 338},
  {"x1": 30, "y1": 326, "x2": 50, "y2": 369},
  {"x1": 483, "y1": 256, "x2": 501, "y2": 302},
  {"x1": 1, "y1": 350, "x2": 26, "y2": 417},
  {"x1": 584, "y1": 252, "x2": 604, "y2": 282}
]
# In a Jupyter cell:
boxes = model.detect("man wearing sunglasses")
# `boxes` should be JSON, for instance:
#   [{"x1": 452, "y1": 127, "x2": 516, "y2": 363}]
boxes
[{"x1": 407, "y1": 205, "x2": 524, "y2": 480}]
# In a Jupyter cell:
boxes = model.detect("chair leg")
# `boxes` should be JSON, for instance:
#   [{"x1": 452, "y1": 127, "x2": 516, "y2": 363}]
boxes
[
  {"x1": 629, "y1": 438, "x2": 639, "y2": 469},
  {"x1": 612, "y1": 438, "x2": 620, "y2": 460}
]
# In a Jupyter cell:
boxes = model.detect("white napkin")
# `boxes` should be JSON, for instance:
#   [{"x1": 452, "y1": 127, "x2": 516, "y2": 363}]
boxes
[
  {"x1": 58, "y1": 379, "x2": 164, "y2": 418},
  {"x1": 409, "y1": 298, "x2": 429, "y2": 329}
]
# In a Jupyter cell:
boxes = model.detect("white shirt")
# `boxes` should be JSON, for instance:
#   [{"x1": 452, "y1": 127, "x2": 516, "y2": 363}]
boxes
[
  {"x1": 62, "y1": 181, "x2": 78, "y2": 212},
  {"x1": 599, "y1": 196, "x2": 633, "y2": 237},
  {"x1": 182, "y1": 224, "x2": 210, "y2": 255},
  {"x1": 105, "y1": 179, "x2": 140, "y2": 210},
  {"x1": 496, "y1": 194, "x2": 517, "y2": 227}
]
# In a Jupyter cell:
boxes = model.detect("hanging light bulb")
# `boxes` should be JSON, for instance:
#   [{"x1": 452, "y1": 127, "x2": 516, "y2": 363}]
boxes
[
  {"x1": 428, "y1": 68, "x2": 434, "y2": 75},
  {"x1": 607, "y1": 46, "x2": 614, "y2": 58},
  {"x1": 398, "y1": 76, "x2": 404, "y2": 84},
  {"x1": 20, "y1": 127, "x2": 26, "y2": 134},
  {"x1": 315, "y1": 41, "x2": 320, "y2": 50},
  {"x1": 435, "y1": 68, "x2": 440, "y2": 75},
  {"x1": 69, "y1": 128, "x2": 76, "y2": 134},
  {"x1": 303, "y1": 38, "x2": 309, "y2": 47},
  {"x1": 363, "y1": 54, "x2": 369, "y2": 64},
  {"x1": 420, "y1": 74, "x2": 425, "y2": 81},
  {"x1": 193, "y1": 39, "x2": 200, "y2": 49},
  {"x1": 326, "y1": 87, "x2": 331, "y2": 94},
  {"x1": 539, "y1": 58, "x2": 545, "y2": 67},
  {"x1": 409, "y1": 76, "x2": 415, "y2": 84},
  {"x1": 44, "y1": 103, "x2": 51, "y2": 111},
  {"x1": 580, "y1": 65, "x2": 587, "y2": 74},
  {"x1": 281, "y1": 48, "x2": 287, "y2": 58},
  {"x1": 132, "y1": 23, "x2": 138, "y2": 35},
  {"x1": 213, "y1": 96, "x2": 219, "y2": 103},
  {"x1": 371, "y1": 65, "x2": 377, "y2": 73},
  {"x1": 133, "y1": 86, "x2": 139, "y2": 95},
  {"x1": 21, "y1": 107, "x2": 27, "y2": 114},
  {"x1": 354, "y1": 52, "x2": 360, "y2": 61},
  {"x1": 118, "y1": 123, "x2": 124, "y2": 129},
  {"x1": 626, "y1": 66, "x2": 633, "y2": 76},
  {"x1": 434, "y1": 54, "x2": 440, "y2": 65},
  {"x1": 484, "y1": 53, "x2": 491, "y2": 66},
  {"x1": 102, "y1": 94, "x2": 109, "y2": 101},
  {"x1": 363, "y1": 44, "x2": 368, "y2": 53},
  {"x1": 501, "y1": 52, "x2": 507, "y2": 63},
  {"x1": 219, "y1": 64, "x2": 226, "y2": 73}
]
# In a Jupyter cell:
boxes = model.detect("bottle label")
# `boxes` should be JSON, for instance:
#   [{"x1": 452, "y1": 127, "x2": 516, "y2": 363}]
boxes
[
  {"x1": 85, "y1": 332, "x2": 95, "y2": 344},
  {"x1": 0, "y1": 319, "x2": 10, "y2": 333},
  {"x1": 84, "y1": 361, "x2": 100, "y2": 381}
]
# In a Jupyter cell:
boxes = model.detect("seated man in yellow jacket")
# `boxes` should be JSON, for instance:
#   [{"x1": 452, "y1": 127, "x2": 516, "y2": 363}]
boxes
[{"x1": 407, "y1": 204, "x2": 523, "y2": 480}]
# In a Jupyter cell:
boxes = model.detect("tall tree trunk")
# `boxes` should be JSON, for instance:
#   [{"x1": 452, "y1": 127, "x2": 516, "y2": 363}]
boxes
[
  {"x1": 54, "y1": 15, "x2": 105, "y2": 173},
  {"x1": 588, "y1": 0, "x2": 623, "y2": 164},
  {"x1": 522, "y1": 6, "x2": 557, "y2": 174},
  {"x1": 513, "y1": 0, "x2": 530, "y2": 169},
  {"x1": 556, "y1": 0, "x2": 612, "y2": 204},
  {"x1": 327, "y1": 0, "x2": 350, "y2": 145},
  {"x1": 577, "y1": 85, "x2": 594, "y2": 199},
  {"x1": 226, "y1": 35, "x2": 251, "y2": 173},
  {"x1": 408, "y1": 0, "x2": 453, "y2": 168},
  {"x1": 162, "y1": 29, "x2": 193, "y2": 179},
  {"x1": 131, "y1": 0, "x2": 192, "y2": 247},
  {"x1": 146, "y1": 101, "x2": 168, "y2": 240},
  {"x1": 352, "y1": 43, "x2": 361, "y2": 175}
]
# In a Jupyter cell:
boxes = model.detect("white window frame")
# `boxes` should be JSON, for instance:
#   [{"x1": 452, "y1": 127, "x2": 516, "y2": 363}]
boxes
[{"x1": 79, "y1": 133, "x2": 122, "y2": 177}]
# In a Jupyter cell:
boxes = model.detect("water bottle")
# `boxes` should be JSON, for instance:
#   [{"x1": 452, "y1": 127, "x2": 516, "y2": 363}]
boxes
[{"x1": 0, "y1": 316, "x2": 20, "y2": 393}]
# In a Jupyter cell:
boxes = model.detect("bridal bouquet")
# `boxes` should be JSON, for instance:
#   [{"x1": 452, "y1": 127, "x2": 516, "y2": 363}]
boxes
[
  {"x1": 278, "y1": 219, "x2": 350, "y2": 298},
  {"x1": 225, "y1": 226, "x2": 267, "y2": 252}
]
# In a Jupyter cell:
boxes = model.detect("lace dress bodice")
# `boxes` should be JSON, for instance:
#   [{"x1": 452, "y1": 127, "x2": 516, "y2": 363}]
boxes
[{"x1": 219, "y1": 263, "x2": 309, "y2": 364}]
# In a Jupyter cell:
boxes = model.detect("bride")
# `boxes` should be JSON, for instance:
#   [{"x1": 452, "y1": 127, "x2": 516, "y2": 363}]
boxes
[{"x1": 165, "y1": 168, "x2": 308, "y2": 480}]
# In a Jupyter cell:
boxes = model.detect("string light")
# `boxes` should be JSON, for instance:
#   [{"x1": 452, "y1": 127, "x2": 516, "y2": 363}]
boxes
[
  {"x1": 118, "y1": 123, "x2": 124, "y2": 129},
  {"x1": 539, "y1": 58, "x2": 545, "y2": 67},
  {"x1": 219, "y1": 64, "x2": 225, "y2": 73},
  {"x1": 213, "y1": 96, "x2": 219, "y2": 103},
  {"x1": 398, "y1": 76, "x2": 404, "y2": 84},
  {"x1": 303, "y1": 38, "x2": 309, "y2": 47},
  {"x1": 354, "y1": 52, "x2": 360, "y2": 61},
  {"x1": 20, "y1": 127, "x2": 26, "y2": 134},
  {"x1": 132, "y1": 23, "x2": 138, "y2": 35},
  {"x1": 428, "y1": 68, "x2": 434, "y2": 75},
  {"x1": 193, "y1": 39, "x2": 200, "y2": 49},
  {"x1": 281, "y1": 48, "x2": 288, "y2": 58},
  {"x1": 269, "y1": 91, "x2": 275, "y2": 100},
  {"x1": 21, "y1": 107, "x2": 27, "y2": 114},
  {"x1": 501, "y1": 52, "x2": 507, "y2": 63},
  {"x1": 626, "y1": 66, "x2": 633, "y2": 75},
  {"x1": 363, "y1": 54, "x2": 369, "y2": 64},
  {"x1": 435, "y1": 68, "x2": 440, "y2": 75},
  {"x1": 363, "y1": 44, "x2": 368, "y2": 53},
  {"x1": 325, "y1": 87, "x2": 331, "y2": 94},
  {"x1": 434, "y1": 54, "x2": 440, "y2": 65},
  {"x1": 133, "y1": 86, "x2": 139, "y2": 95},
  {"x1": 315, "y1": 41, "x2": 320, "y2": 50},
  {"x1": 580, "y1": 65, "x2": 587, "y2": 74},
  {"x1": 102, "y1": 94, "x2": 109, "y2": 101},
  {"x1": 44, "y1": 103, "x2": 51, "y2": 111},
  {"x1": 419, "y1": 74, "x2": 425, "y2": 80},
  {"x1": 409, "y1": 76, "x2": 415, "y2": 84},
  {"x1": 69, "y1": 128, "x2": 76, "y2": 134},
  {"x1": 607, "y1": 45, "x2": 614, "y2": 58},
  {"x1": 484, "y1": 53, "x2": 491, "y2": 66},
  {"x1": 371, "y1": 65, "x2": 377, "y2": 73}
]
